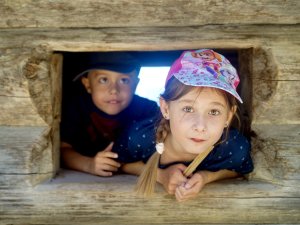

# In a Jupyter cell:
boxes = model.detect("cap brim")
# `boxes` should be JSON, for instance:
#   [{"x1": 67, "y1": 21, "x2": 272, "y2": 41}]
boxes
[{"x1": 174, "y1": 74, "x2": 243, "y2": 103}]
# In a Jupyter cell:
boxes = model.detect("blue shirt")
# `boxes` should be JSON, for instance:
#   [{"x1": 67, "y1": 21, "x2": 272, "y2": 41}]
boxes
[{"x1": 113, "y1": 116, "x2": 253, "y2": 175}]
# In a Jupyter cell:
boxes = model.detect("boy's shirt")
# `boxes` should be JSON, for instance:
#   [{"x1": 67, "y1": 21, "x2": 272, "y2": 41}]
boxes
[{"x1": 60, "y1": 91, "x2": 159, "y2": 157}]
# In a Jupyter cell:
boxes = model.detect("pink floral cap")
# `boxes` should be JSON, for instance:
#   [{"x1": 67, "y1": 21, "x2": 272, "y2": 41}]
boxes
[{"x1": 165, "y1": 49, "x2": 243, "y2": 103}]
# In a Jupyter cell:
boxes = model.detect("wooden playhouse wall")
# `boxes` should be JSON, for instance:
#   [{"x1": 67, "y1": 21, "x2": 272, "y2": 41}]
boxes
[{"x1": 0, "y1": 1, "x2": 299, "y2": 224}]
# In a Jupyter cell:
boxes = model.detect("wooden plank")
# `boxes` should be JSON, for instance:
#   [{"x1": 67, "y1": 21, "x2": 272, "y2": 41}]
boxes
[
  {"x1": 0, "y1": 126, "x2": 54, "y2": 175},
  {"x1": 49, "y1": 54, "x2": 63, "y2": 173},
  {"x1": 0, "y1": 172, "x2": 299, "y2": 224},
  {"x1": 250, "y1": 124, "x2": 300, "y2": 182},
  {"x1": 252, "y1": 81, "x2": 300, "y2": 124},
  {"x1": 0, "y1": 96, "x2": 48, "y2": 126},
  {"x1": 0, "y1": 174, "x2": 53, "y2": 189},
  {"x1": 0, "y1": 26, "x2": 298, "y2": 82},
  {"x1": 0, "y1": 26, "x2": 299, "y2": 125},
  {"x1": 0, "y1": 48, "x2": 53, "y2": 126},
  {"x1": 0, "y1": 0, "x2": 299, "y2": 28}
]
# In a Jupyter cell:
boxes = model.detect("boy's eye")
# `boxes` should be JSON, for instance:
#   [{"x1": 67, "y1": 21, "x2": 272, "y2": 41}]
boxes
[
  {"x1": 119, "y1": 77, "x2": 130, "y2": 85},
  {"x1": 209, "y1": 109, "x2": 221, "y2": 116},
  {"x1": 183, "y1": 106, "x2": 194, "y2": 113},
  {"x1": 98, "y1": 77, "x2": 108, "y2": 84}
]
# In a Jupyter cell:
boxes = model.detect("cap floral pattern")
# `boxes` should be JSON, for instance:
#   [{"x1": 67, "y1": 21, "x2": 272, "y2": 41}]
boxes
[{"x1": 166, "y1": 49, "x2": 243, "y2": 103}]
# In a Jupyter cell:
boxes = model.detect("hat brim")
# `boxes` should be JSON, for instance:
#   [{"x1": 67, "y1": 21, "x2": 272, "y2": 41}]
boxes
[{"x1": 73, "y1": 64, "x2": 139, "y2": 81}]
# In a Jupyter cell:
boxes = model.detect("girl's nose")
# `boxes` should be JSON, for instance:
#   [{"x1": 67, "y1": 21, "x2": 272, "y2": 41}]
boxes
[{"x1": 192, "y1": 116, "x2": 207, "y2": 132}]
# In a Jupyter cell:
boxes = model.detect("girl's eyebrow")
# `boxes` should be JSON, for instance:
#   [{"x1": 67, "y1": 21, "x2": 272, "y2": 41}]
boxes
[
  {"x1": 209, "y1": 101, "x2": 226, "y2": 108},
  {"x1": 178, "y1": 99, "x2": 226, "y2": 108},
  {"x1": 177, "y1": 98, "x2": 196, "y2": 104}
]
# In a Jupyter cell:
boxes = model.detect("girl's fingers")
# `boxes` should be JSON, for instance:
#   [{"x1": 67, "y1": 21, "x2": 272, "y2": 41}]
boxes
[
  {"x1": 175, "y1": 184, "x2": 199, "y2": 202},
  {"x1": 175, "y1": 185, "x2": 188, "y2": 201}
]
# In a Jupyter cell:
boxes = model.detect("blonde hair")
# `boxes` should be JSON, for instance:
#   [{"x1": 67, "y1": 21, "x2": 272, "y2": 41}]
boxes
[
  {"x1": 135, "y1": 117, "x2": 169, "y2": 196},
  {"x1": 136, "y1": 77, "x2": 239, "y2": 196}
]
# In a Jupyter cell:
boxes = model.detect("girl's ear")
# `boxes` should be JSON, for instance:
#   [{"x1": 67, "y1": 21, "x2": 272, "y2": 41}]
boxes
[
  {"x1": 227, "y1": 105, "x2": 237, "y2": 125},
  {"x1": 159, "y1": 97, "x2": 170, "y2": 119},
  {"x1": 81, "y1": 76, "x2": 91, "y2": 93}
]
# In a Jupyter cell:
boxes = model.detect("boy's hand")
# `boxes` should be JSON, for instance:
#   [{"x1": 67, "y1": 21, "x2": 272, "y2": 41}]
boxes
[
  {"x1": 157, "y1": 164, "x2": 188, "y2": 194},
  {"x1": 175, "y1": 172, "x2": 206, "y2": 202},
  {"x1": 88, "y1": 142, "x2": 121, "y2": 176}
]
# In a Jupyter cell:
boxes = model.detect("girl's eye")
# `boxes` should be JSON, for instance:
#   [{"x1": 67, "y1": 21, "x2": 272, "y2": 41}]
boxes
[
  {"x1": 209, "y1": 109, "x2": 220, "y2": 116},
  {"x1": 98, "y1": 77, "x2": 108, "y2": 84},
  {"x1": 119, "y1": 77, "x2": 130, "y2": 85},
  {"x1": 183, "y1": 106, "x2": 194, "y2": 113}
]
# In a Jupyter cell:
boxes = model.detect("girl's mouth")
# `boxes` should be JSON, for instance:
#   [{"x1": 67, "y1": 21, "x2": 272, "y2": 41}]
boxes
[{"x1": 190, "y1": 138, "x2": 205, "y2": 143}]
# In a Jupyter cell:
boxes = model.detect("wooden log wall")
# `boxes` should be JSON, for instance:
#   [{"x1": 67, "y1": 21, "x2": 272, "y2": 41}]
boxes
[{"x1": 0, "y1": 1, "x2": 299, "y2": 224}]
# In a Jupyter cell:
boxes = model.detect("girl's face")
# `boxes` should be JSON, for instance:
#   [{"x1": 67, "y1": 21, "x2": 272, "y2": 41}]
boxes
[
  {"x1": 160, "y1": 87, "x2": 234, "y2": 161},
  {"x1": 81, "y1": 69, "x2": 138, "y2": 115}
]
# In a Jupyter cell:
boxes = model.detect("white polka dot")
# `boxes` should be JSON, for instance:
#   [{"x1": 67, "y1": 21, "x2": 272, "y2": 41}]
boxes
[
  {"x1": 229, "y1": 152, "x2": 232, "y2": 155},
  {"x1": 241, "y1": 157, "x2": 245, "y2": 161},
  {"x1": 129, "y1": 137, "x2": 131, "y2": 140},
  {"x1": 142, "y1": 134, "x2": 146, "y2": 138},
  {"x1": 240, "y1": 146, "x2": 243, "y2": 149},
  {"x1": 226, "y1": 141, "x2": 229, "y2": 145},
  {"x1": 137, "y1": 144, "x2": 141, "y2": 148}
]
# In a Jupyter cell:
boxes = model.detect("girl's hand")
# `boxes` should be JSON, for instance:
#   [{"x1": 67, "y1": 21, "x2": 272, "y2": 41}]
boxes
[
  {"x1": 175, "y1": 172, "x2": 206, "y2": 202},
  {"x1": 87, "y1": 142, "x2": 121, "y2": 176},
  {"x1": 157, "y1": 164, "x2": 188, "y2": 194}
]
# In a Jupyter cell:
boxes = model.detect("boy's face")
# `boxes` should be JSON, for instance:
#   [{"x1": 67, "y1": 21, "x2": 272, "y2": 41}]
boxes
[{"x1": 81, "y1": 69, "x2": 139, "y2": 115}]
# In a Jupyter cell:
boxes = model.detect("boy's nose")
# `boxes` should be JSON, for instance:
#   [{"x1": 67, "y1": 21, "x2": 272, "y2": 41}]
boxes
[{"x1": 109, "y1": 82, "x2": 120, "y2": 94}]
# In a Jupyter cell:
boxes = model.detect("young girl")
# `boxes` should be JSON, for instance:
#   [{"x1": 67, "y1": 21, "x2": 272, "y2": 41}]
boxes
[{"x1": 114, "y1": 49, "x2": 253, "y2": 202}]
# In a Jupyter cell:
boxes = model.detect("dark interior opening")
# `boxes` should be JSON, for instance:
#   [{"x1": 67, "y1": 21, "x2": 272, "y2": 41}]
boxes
[{"x1": 60, "y1": 49, "x2": 251, "y2": 136}]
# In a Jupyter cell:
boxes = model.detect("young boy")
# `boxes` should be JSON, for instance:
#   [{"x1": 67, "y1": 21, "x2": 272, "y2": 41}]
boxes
[{"x1": 60, "y1": 52, "x2": 159, "y2": 177}]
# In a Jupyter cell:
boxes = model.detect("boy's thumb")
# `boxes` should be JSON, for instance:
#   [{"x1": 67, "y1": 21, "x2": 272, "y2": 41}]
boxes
[{"x1": 103, "y1": 142, "x2": 114, "y2": 152}]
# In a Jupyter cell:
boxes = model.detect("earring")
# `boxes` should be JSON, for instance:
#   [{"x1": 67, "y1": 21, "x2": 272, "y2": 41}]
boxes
[
  {"x1": 156, "y1": 143, "x2": 164, "y2": 154},
  {"x1": 163, "y1": 113, "x2": 169, "y2": 119},
  {"x1": 224, "y1": 122, "x2": 228, "y2": 128}
]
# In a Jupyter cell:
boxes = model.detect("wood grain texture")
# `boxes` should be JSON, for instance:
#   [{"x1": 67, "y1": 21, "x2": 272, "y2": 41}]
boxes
[
  {"x1": 0, "y1": 0, "x2": 299, "y2": 28},
  {"x1": 0, "y1": 25, "x2": 299, "y2": 126},
  {"x1": 0, "y1": 126, "x2": 54, "y2": 176},
  {"x1": 0, "y1": 171, "x2": 299, "y2": 224},
  {"x1": 0, "y1": 1, "x2": 299, "y2": 223}
]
